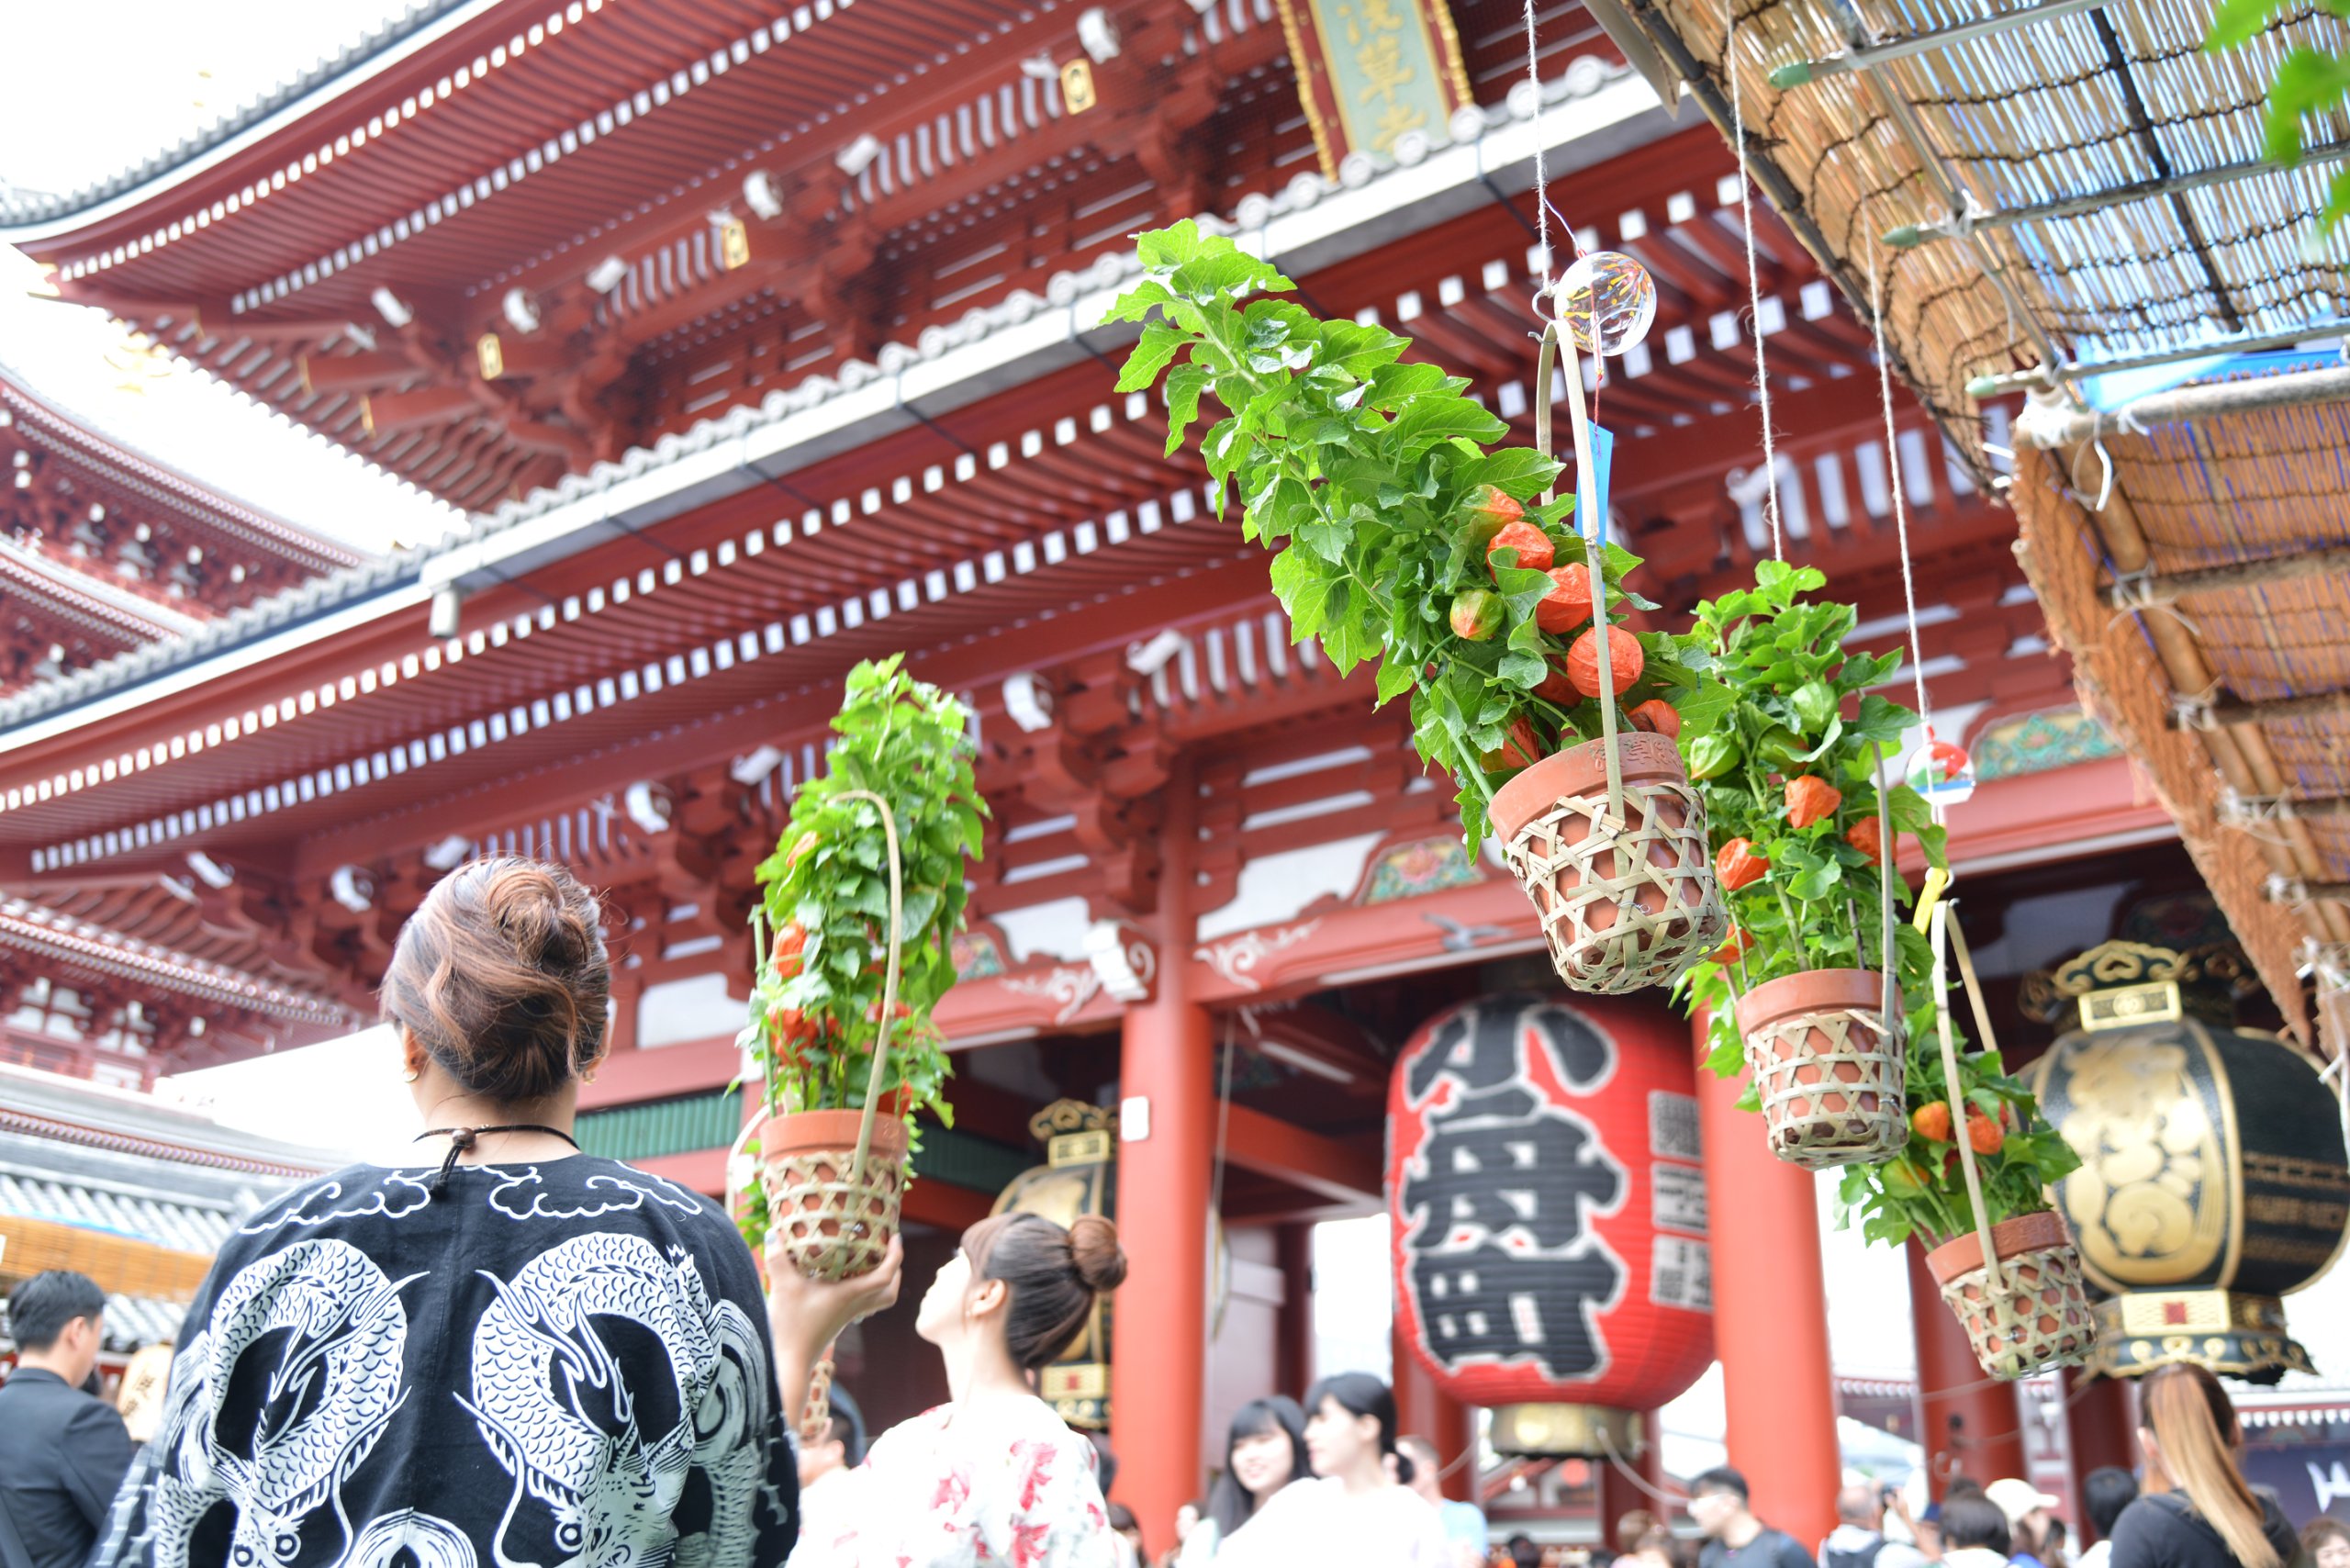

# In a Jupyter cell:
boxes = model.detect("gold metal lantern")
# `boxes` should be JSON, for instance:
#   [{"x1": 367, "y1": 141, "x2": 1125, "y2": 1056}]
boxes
[
  {"x1": 991, "y1": 1100, "x2": 1119, "y2": 1428},
  {"x1": 2026, "y1": 941, "x2": 2350, "y2": 1382}
]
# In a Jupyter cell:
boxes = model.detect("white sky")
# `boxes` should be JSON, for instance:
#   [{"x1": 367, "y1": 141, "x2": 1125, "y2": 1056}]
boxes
[{"x1": 0, "y1": 0, "x2": 467, "y2": 555}]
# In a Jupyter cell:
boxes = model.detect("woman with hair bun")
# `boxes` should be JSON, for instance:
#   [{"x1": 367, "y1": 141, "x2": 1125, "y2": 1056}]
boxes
[
  {"x1": 88, "y1": 858, "x2": 839, "y2": 1568},
  {"x1": 770, "y1": 1209, "x2": 1129, "y2": 1567},
  {"x1": 1214, "y1": 1372, "x2": 1451, "y2": 1568},
  {"x1": 2109, "y1": 1362, "x2": 2297, "y2": 1568}
]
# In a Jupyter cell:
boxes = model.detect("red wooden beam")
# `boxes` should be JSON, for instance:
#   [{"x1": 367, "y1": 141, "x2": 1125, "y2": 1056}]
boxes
[{"x1": 1222, "y1": 1104, "x2": 1382, "y2": 1213}]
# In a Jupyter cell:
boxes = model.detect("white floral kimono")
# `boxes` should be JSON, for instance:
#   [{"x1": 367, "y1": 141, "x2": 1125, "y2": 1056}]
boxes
[{"x1": 794, "y1": 1397, "x2": 1115, "y2": 1568}]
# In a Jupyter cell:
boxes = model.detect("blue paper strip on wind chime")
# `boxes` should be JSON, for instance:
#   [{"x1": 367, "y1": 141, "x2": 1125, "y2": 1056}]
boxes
[{"x1": 1578, "y1": 424, "x2": 1615, "y2": 548}]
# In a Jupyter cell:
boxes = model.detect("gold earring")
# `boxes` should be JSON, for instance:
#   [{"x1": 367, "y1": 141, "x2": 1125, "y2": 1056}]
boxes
[{"x1": 580, "y1": 1070, "x2": 599, "y2": 1085}]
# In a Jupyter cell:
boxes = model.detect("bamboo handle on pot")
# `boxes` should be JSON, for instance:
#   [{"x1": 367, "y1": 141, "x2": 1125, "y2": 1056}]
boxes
[{"x1": 834, "y1": 788, "x2": 905, "y2": 1271}]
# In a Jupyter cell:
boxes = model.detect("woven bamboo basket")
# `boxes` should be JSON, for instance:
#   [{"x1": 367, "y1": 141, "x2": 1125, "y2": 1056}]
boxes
[
  {"x1": 1491, "y1": 731, "x2": 1729, "y2": 994},
  {"x1": 1737, "y1": 967, "x2": 1907, "y2": 1169},
  {"x1": 1926, "y1": 1210, "x2": 2097, "y2": 1379},
  {"x1": 758, "y1": 1106, "x2": 910, "y2": 1282}
]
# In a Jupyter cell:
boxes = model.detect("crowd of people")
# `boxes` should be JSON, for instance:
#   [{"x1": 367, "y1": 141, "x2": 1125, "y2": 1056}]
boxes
[{"x1": 0, "y1": 860, "x2": 2344, "y2": 1568}]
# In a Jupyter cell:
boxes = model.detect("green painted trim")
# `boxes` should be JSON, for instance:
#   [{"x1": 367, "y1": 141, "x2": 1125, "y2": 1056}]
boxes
[
  {"x1": 576, "y1": 1091, "x2": 742, "y2": 1162},
  {"x1": 575, "y1": 1089, "x2": 1032, "y2": 1193}
]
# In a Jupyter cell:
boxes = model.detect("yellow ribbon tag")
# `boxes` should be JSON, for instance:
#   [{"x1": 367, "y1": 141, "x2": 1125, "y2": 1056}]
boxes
[{"x1": 1912, "y1": 865, "x2": 1952, "y2": 935}]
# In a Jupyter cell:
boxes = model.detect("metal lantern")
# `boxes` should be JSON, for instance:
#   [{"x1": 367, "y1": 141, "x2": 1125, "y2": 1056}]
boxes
[
  {"x1": 991, "y1": 1100, "x2": 1119, "y2": 1428},
  {"x1": 2026, "y1": 941, "x2": 2350, "y2": 1382},
  {"x1": 1387, "y1": 993, "x2": 1715, "y2": 1456}
]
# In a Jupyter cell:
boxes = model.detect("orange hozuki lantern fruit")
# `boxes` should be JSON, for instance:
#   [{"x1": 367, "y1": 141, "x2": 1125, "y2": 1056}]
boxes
[
  {"x1": 1565, "y1": 626, "x2": 1643, "y2": 699},
  {"x1": 1487, "y1": 521, "x2": 1556, "y2": 577},
  {"x1": 1785, "y1": 775, "x2": 1842, "y2": 829},
  {"x1": 1537, "y1": 565, "x2": 1595, "y2": 633},
  {"x1": 1388, "y1": 993, "x2": 1714, "y2": 1442},
  {"x1": 1628, "y1": 700, "x2": 1681, "y2": 739}
]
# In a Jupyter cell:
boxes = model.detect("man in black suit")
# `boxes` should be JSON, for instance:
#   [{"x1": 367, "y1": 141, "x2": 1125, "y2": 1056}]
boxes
[{"x1": 0, "y1": 1271, "x2": 138, "y2": 1568}]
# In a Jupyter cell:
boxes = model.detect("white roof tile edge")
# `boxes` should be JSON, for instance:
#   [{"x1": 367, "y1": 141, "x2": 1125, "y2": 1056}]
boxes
[{"x1": 0, "y1": 63, "x2": 1656, "y2": 741}]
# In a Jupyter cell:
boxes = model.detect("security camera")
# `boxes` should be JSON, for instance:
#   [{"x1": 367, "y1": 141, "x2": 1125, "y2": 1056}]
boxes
[
  {"x1": 834, "y1": 134, "x2": 882, "y2": 177},
  {"x1": 586, "y1": 255, "x2": 629, "y2": 294}
]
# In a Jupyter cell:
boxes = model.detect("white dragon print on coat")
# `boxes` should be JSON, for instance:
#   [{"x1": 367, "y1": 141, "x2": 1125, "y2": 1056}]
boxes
[
  {"x1": 461, "y1": 1233, "x2": 774, "y2": 1568},
  {"x1": 98, "y1": 1161, "x2": 795, "y2": 1568},
  {"x1": 147, "y1": 1238, "x2": 420, "y2": 1568}
]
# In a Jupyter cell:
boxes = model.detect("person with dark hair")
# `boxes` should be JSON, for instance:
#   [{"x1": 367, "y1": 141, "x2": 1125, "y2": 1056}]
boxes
[
  {"x1": 2108, "y1": 1363, "x2": 2296, "y2": 1568},
  {"x1": 83, "y1": 859, "x2": 819, "y2": 1568},
  {"x1": 1214, "y1": 1372, "x2": 1450, "y2": 1566},
  {"x1": 1691, "y1": 1466, "x2": 1817, "y2": 1568},
  {"x1": 1184, "y1": 1397, "x2": 1311, "y2": 1562},
  {"x1": 770, "y1": 1208, "x2": 1128, "y2": 1565},
  {"x1": 2076, "y1": 1468, "x2": 2141, "y2": 1568},
  {"x1": 1507, "y1": 1535, "x2": 1544, "y2": 1568},
  {"x1": 0, "y1": 1270, "x2": 136, "y2": 1568},
  {"x1": 1987, "y1": 1481, "x2": 2065, "y2": 1568},
  {"x1": 1942, "y1": 1498, "x2": 2017, "y2": 1568}
]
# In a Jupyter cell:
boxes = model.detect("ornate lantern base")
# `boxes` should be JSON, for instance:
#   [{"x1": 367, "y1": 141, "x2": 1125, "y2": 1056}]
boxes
[
  {"x1": 2086, "y1": 1291, "x2": 2315, "y2": 1384},
  {"x1": 1490, "y1": 1403, "x2": 1645, "y2": 1457}
]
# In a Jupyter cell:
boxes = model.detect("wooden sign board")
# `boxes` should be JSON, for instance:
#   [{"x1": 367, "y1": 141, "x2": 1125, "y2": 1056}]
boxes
[{"x1": 1276, "y1": 0, "x2": 1474, "y2": 178}]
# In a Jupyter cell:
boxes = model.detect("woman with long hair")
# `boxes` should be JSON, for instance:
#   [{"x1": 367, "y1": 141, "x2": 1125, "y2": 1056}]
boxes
[
  {"x1": 1214, "y1": 1373, "x2": 1450, "y2": 1567},
  {"x1": 1181, "y1": 1397, "x2": 1311, "y2": 1561},
  {"x1": 87, "y1": 858, "x2": 831, "y2": 1568},
  {"x1": 771, "y1": 1209, "x2": 1128, "y2": 1566},
  {"x1": 2109, "y1": 1363, "x2": 2298, "y2": 1568}
]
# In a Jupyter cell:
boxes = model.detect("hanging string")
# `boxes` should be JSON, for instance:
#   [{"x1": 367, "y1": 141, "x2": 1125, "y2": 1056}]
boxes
[
  {"x1": 1596, "y1": 1426, "x2": 1688, "y2": 1506},
  {"x1": 1866, "y1": 232, "x2": 1933, "y2": 739},
  {"x1": 1523, "y1": 0, "x2": 1555, "y2": 297},
  {"x1": 1727, "y1": 5, "x2": 1783, "y2": 559}
]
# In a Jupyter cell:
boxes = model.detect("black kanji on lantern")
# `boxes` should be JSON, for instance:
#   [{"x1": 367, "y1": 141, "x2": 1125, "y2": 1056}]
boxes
[
  {"x1": 1410, "y1": 1243, "x2": 1624, "y2": 1376},
  {"x1": 1406, "y1": 998, "x2": 1611, "y2": 1103},
  {"x1": 1402, "y1": 1111, "x2": 1621, "y2": 1251},
  {"x1": 1395, "y1": 999, "x2": 1628, "y2": 1381}
]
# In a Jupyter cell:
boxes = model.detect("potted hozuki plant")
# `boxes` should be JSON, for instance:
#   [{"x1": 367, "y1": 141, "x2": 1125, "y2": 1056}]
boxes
[
  {"x1": 1678, "y1": 560, "x2": 1947, "y2": 1167},
  {"x1": 1675, "y1": 565, "x2": 2088, "y2": 1376},
  {"x1": 1109, "y1": 221, "x2": 1730, "y2": 993},
  {"x1": 1839, "y1": 960, "x2": 2094, "y2": 1379},
  {"x1": 735, "y1": 654, "x2": 987, "y2": 1280}
]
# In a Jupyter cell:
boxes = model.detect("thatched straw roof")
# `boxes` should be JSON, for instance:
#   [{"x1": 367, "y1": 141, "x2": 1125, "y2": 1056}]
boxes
[{"x1": 1597, "y1": 0, "x2": 2350, "y2": 1040}]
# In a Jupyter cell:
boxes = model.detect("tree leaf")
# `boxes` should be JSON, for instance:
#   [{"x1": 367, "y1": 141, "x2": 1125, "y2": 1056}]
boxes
[
  {"x1": 1115, "y1": 319, "x2": 1185, "y2": 391},
  {"x1": 1162, "y1": 364, "x2": 1210, "y2": 458}
]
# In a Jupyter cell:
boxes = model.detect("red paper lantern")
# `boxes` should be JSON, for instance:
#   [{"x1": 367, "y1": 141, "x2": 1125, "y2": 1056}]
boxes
[{"x1": 1387, "y1": 993, "x2": 1715, "y2": 1455}]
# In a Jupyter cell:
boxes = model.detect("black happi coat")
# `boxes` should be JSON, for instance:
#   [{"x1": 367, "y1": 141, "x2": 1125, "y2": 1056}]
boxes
[{"x1": 91, "y1": 1159, "x2": 797, "y2": 1568}]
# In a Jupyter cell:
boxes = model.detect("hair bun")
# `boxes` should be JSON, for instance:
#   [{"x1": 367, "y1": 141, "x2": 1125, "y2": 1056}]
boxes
[
  {"x1": 487, "y1": 864, "x2": 594, "y2": 970},
  {"x1": 1068, "y1": 1215, "x2": 1128, "y2": 1294}
]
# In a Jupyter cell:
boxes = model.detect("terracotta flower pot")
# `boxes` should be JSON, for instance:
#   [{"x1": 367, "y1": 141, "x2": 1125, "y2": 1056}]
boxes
[
  {"x1": 1925, "y1": 1210, "x2": 2097, "y2": 1380},
  {"x1": 1490, "y1": 732, "x2": 1728, "y2": 995},
  {"x1": 758, "y1": 1106, "x2": 910, "y2": 1282},
  {"x1": 1735, "y1": 967, "x2": 1906, "y2": 1170}
]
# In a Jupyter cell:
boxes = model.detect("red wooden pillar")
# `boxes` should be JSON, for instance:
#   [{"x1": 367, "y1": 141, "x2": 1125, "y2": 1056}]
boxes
[
  {"x1": 2065, "y1": 1372, "x2": 2138, "y2": 1543},
  {"x1": 1907, "y1": 1241, "x2": 2026, "y2": 1495},
  {"x1": 1110, "y1": 758, "x2": 1214, "y2": 1560},
  {"x1": 1393, "y1": 1319, "x2": 1476, "y2": 1501},
  {"x1": 1695, "y1": 1017, "x2": 1841, "y2": 1545},
  {"x1": 1273, "y1": 1222, "x2": 1315, "y2": 1401}
]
